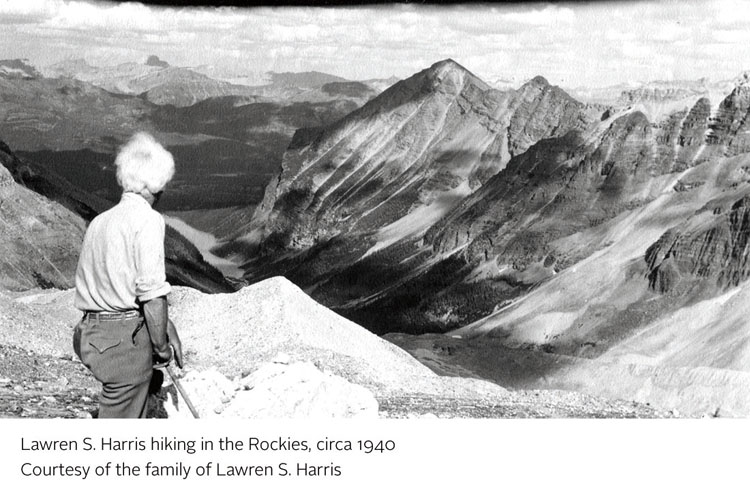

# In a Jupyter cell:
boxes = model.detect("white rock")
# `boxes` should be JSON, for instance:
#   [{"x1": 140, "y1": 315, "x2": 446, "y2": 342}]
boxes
[
  {"x1": 165, "y1": 361, "x2": 378, "y2": 419},
  {"x1": 227, "y1": 361, "x2": 378, "y2": 419},
  {"x1": 165, "y1": 367, "x2": 236, "y2": 419}
]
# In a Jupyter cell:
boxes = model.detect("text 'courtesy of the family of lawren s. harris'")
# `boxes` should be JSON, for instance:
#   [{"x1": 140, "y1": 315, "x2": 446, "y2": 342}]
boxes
[{"x1": 17, "y1": 434, "x2": 398, "y2": 480}]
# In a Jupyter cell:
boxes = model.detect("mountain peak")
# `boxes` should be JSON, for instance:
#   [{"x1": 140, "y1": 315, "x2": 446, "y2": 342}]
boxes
[
  {"x1": 516, "y1": 74, "x2": 581, "y2": 105},
  {"x1": 146, "y1": 55, "x2": 169, "y2": 68},
  {"x1": 0, "y1": 59, "x2": 40, "y2": 79},
  {"x1": 424, "y1": 58, "x2": 490, "y2": 91},
  {"x1": 431, "y1": 58, "x2": 460, "y2": 68},
  {"x1": 429, "y1": 58, "x2": 474, "y2": 76},
  {"x1": 733, "y1": 70, "x2": 750, "y2": 88},
  {"x1": 530, "y1": 75, "x2": 550, "y2": 86}
]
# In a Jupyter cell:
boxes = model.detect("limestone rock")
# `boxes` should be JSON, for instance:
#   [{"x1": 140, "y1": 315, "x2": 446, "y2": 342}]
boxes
[
  {"x1": 708, "y1": 85, "x2": 750, "y2": 155},
  {"x1": 166, "y1": 367, "x2": 236, "y2": 418},
  {"x1": 230, "y1": 361, "x2": 378, "y2": 418},
  {"x1": 164, "y1": 360, "x2": 378, "y2": 419},
  {"x1": 646, "y1": 195, "x2": 750, "y2": 291}
]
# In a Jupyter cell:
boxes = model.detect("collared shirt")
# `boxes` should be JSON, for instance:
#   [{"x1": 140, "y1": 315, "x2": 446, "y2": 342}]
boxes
[{"x1": 74, "y1": 192, "x2": 171, "y2": 312}]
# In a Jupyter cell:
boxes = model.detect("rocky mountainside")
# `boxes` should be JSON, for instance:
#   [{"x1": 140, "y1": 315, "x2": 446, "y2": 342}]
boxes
[
  {"x1": 646, "y1": 194, "x2": 750, "y2": 292},
  {"x1": 220, "y1": 61, "x2": 750, "y2": 335},
  {"x1": 217, "y1": 60, "x2": 595, "y2": 252},
  {"x1": 213, "y1": 60, "x2": 598, "y2": 323},
  {"x1": 0, "y1": 149, "x2": 84, "y2": 291},
  {"x1": 386, "y1": 84, "x2": 750, "y2": 416},
  {"x1": 0, "y1": 139, "x2": 235, "y2": 293},
  {"x1": 205, "y1": 60, "x2": 750, "y2": 416}
]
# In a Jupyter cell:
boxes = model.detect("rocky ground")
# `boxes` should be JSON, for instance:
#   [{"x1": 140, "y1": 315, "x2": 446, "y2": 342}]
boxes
[
  {"x1": 0, "y1": 344, "x2": 97, "y2": 418},
  {"x1": 0, "y1": 278, "x2": 678, "y2": 419},
  {"x1": 0, "y1": 343, "x2": 669, "y2": 419}
]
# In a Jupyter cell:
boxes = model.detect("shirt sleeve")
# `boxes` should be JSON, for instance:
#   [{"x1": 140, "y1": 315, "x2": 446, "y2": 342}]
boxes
[{"x1": 134, "y1": 212, "x2": 172, "y2": 302}]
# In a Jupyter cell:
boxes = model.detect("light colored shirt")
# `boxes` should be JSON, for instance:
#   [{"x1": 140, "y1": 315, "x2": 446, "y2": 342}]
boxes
[{"x1": 74, "y1": 192, "x2": 171, "y2": 312}]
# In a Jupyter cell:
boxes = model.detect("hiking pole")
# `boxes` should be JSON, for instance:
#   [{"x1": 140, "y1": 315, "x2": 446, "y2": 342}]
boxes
[{"x1": 164, "y1": 365, "x2": 200, "y2": 419}]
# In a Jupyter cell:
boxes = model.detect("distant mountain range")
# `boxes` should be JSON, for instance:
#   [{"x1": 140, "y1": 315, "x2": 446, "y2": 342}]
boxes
[
  {"x1": 0, "y1": 57, "x2": 386, "y2": 211},
  {"x1": 39, "y1": 56, "x2": 392, "y2": 107}
]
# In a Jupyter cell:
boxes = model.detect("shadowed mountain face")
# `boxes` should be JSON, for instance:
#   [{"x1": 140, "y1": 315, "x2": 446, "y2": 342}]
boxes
[{"x1": 0, "y1": 139, "x2": 235, "y2": 293}]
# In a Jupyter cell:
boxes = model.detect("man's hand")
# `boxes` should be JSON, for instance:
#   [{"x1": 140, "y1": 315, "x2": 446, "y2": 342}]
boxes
[
  {"x1": 167, "y1": 319, "x2": 183, "y2": 369},
  {"x1": 152, "y1": 347, "x2": 172, "y2": 368}
]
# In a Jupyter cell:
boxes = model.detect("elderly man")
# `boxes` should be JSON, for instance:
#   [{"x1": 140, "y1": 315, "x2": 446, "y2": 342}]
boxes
[{"x1": 73, "y1": 132, "x2": 183, "y2": 418}]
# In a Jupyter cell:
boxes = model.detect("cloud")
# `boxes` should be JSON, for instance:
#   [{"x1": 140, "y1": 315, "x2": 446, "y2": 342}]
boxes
[
  {"x1": 42, "y1": 1, "x2": 172, "y2": 32},
  {"x1": 714, "y1": 0, "x2": 750, "y2": 26},
  {"x1": 0, "y1": 0, "x2": 58, "y2": 24},
  {"x1": 502, "y1": 4, "x2": 576, "y2": 26},
  {"x1": 713, "y1": 28, "x2": 750, "y2": 43},
  {"x1": 2, "y1": 0, "x2": 750, "y2": 89},
  {"x1": 265, "y1": 23, "x2": 322, "y2": 43}
]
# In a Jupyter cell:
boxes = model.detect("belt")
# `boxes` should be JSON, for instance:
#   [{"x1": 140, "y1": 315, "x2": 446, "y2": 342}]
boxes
[{"x1": 84, "y1": 310, "x2": 142, "y2": 321}]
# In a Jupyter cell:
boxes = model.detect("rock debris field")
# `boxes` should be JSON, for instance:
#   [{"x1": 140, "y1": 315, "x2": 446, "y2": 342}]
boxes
[{"x1": 0, "y1": 277, "x2": 668, "y2": 418}]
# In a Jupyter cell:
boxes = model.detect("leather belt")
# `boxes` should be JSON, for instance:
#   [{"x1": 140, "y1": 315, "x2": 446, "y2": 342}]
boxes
[{"x1": 84, "y1": 310, "x2": 142, "y2": 321}]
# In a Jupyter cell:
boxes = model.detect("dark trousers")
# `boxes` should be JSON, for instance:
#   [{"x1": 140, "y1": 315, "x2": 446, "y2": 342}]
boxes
[{"x1": 73, "y1": 314, "x2": 153, "y2": 418}]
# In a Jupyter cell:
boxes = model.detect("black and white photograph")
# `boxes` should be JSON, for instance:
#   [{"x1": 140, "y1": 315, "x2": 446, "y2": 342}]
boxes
[{"x1": 2, "y1": 0, "x2": 750, "y2": 425}]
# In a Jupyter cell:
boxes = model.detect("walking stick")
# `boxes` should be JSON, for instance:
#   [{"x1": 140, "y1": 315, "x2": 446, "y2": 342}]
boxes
[{"x1": 164, "y1": 365, "x2": 200, "y2": 419}]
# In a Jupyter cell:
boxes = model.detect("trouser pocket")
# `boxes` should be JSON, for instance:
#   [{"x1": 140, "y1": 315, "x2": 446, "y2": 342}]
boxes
[
  {"x1": 78, "y1": 317, "x2": 152, "y2": 384},
  {"x1": 89, "y1": 336, "x2": 122, "y2": 354}
]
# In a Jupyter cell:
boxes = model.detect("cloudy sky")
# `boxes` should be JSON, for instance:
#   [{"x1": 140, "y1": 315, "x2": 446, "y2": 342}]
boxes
[{"x1": 1, "y1": 0, "x2": 750, "y2": 89}]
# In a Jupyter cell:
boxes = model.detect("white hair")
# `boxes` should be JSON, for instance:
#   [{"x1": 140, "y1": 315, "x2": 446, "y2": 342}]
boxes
[{"x1": 115, "y1": 132, "x2": 175, "y2": 194}]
